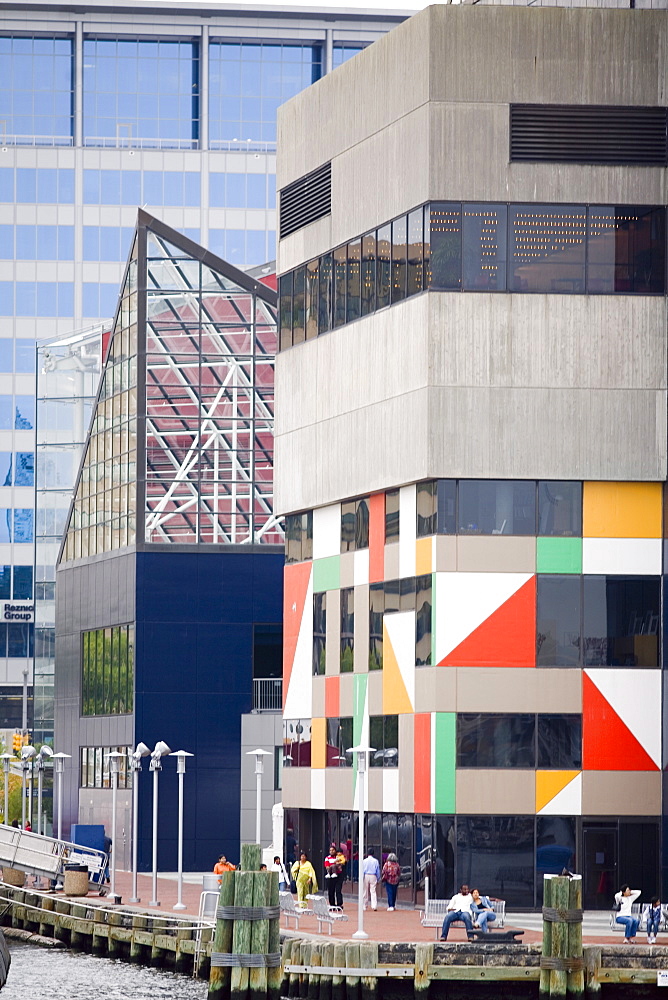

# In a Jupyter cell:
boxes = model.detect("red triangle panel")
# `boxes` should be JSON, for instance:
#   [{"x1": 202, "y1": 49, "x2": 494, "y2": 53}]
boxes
[
  {"x1": 283, "y1": 562, "x2": 312, "y2": 707},
  {"x1": 583, "y1": 674, "x2": 658, "y2": 771},
  {"x1": 439, "y1": 577, "x2": 536, "y2": 668}
]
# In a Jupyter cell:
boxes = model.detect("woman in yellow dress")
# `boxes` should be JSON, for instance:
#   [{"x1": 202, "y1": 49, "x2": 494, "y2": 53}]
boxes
[{"x1": 291, "y1": 851, "x2": 318, "y2": 907}]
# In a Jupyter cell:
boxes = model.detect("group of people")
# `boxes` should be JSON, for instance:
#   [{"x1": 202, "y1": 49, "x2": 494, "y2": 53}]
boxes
[
  {"x1": 614, "y1": 884, "x2": 666, "y2": 944},
  {"x1": 440, "y1": 884, "x2": 497, "y2": 940},
  {"x1": 279, "y1": 846, "x2": 402, "y2": 911}
]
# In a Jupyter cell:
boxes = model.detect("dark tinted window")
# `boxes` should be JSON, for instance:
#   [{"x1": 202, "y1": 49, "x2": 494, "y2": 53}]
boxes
[
  {"x1": 407, "y1": 207, "x2": 424, "y2": 296},
  {"x1": 305, "y1": 259, "x2": 319, "y2": 340},
  {"x1": 333, "y1": 246, "x2": 346, "y2": 329},
  {"x1": 292, "y1": 265, "x2": 305, "y2": 344},
  {"x1": 588, "y1": 206, "x2": 665, "y2": 294},
  {"x1": 340, "y1": 587, "x2": 354, "y2": 673},
  {"x1": 347, "y1": 239, "x2": 361, "y2": 322},
  {"x1": 361, "y1": 232, "x2": 376, "y2": 316},
  {"x1": 583, "y1": 575, "x2": 660, "y2": 667},
  {"x1": 537, "y1": 714, "x2": 581, "y2": 769},
  {"x1": 536, "y1": 575, "x2": 581, "y2": 667},
  {"x1": 537, "y1": 816, "x2": 576, "y2": 904},
  {"x1": 391, "y1": 215, "x2": 407, "y2": 303},
  {"x1": 384, "y1": 578, "x2": 400, "y2": 616},
  {"x1": 462, "y1": 204, "x2": 507, "y2": 291},
  {"x1": 385, "y1": 489, "x2": 399, "y2": 541},
  {"x1": 458, "y1": 815, "x2": 534, "y2": 907},
  {"x1": 279, "y1": 273, "x2": 292, "y2": 350},
  {"x1": 370, "y1": 714, "x2": 398, "y2": 767},
  {"x1": 437, "y1": 480, "x2": 457, "y2": 534},
  {"x1": 538, "y1": 481, "x2": 582, "y2": 536},
  {"x1": 341, "y1": 501, "x2": 355, "y2": 552},
  {"x1": 356, "y1": 498, "x2": 369, "y2": 549},
  {"x1": 416, "y1": 574, "x2": 432, "y2": 666},
  {"x1": 416, "y1": 480, "x2": 436, "y2": 537},
  {"x1": 313, "y1": 592, "x2": 326, "y2": 675},
  {"x1": 376, "y1": 224, "x2": 391, "y2": 309},
  {"x1": 429, "y1": 203, "x2": 461, "y2": 289},
  {"x1": 509, "y1": 205, "x2": 586, "y2": 293},
  {"x1": 369, "y1": 583, "x2": 383, "y2": 671},
  {"x1": 318, "y1": 253, "x2": 332, "y2": 334},
  {"x1": 457, "y1": 713, "x2": 535, "y2": 767},
  {"x1": 458, "y1": 480, "x2": 536, "y2": 535}
]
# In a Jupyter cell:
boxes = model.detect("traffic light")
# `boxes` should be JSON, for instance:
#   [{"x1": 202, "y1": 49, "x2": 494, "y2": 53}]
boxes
[{"x1": 12, "y1": 732, "x2": 21, "y2": 755}]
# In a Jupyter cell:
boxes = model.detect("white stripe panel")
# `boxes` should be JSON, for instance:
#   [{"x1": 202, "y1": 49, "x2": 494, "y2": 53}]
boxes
[
  {"x1": 538, "y1": 773, "x2": 582, "y2": 816},
  {"x1": 354, "y1": 548, "x2": 369, "y2": 586},
  {"x1": 585, "y1": 668, "x2": 661, "y2": 767},
  {"x1": 399, "y1": 484, "x2": 417, "y2": 578},
  {"x1": 283, "y1": 572, "x2": 314, "y2": 720},
  {"x1": 311, "y1": 769, "x2": 326, "y2": 811},
  {"x1": 434, "y1": 572, "x2": 532, "y2": 663},
  {"x1": 430, "y1": 713, "x2": 436, "y2": 816},
  {"x1": 582, "y1": 538, "x2": 662, "y2": 575},
  {"x1": 383, "y1": 769, "x2": 399, "y2": 814},
  {"x1": 313, "y1": 503, "x2": 341, "y2": 559}
]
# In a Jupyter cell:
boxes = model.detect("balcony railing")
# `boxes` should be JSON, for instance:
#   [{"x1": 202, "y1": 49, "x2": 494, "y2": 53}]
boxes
[{"x1": 252, "y1": 677, "x2": 282, "y2": 712}]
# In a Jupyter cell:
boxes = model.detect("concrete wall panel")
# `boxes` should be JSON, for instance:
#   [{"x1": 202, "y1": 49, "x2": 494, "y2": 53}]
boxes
[
  {"x1": 455, "y1": 667, "x2": 582, "y2": 713},
  {"x1": 414, "y1": 667, "x2": 457, "y2": 714},
  {"x1": 582, "y1": 771, "x2": 661, "y2": 815},
  {"x1": 456, "y1": 536, "x2": 536, "y2": 574},
  {"x1": 456, "y1": 768, "x2": 535, "y2": 814}
]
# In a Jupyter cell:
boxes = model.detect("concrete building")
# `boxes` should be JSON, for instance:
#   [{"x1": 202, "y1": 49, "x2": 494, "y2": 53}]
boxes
[
  {"x1": 276, "y1": 5, "x2": 668, "y2": 906},
  {"x1": 0, "y1": 0, "x2": 406, "y2": 746}
]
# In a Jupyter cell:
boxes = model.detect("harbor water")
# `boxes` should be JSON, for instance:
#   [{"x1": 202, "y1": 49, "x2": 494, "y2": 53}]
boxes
[{"x1": 1, "y1": 941, "x2": 208, "y2": 999}]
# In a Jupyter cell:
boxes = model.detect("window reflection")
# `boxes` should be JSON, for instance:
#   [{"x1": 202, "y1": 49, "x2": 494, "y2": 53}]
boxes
[
  {"x1": 407, "y1": 208, "x2": 424, "y2": 296},
  {"x1": 369, "y1": 583, "x2": 383, "y2": 671},
  {"x1": 415, "y1": 574, "x2": 431, "y2": 666},
  {"x1": 313, "y1": 593, "x2": 326, "y2": 676},
  {"x1": 538, "y1": 481, "x2": 582, "y2": 536},
  {"x1": 429, "y1": 203, "x2": 461, "y2": 289},
  {"x1": 583, "y1": 575, "x2": 660, "y2": 667},
  {"x1": 347, "y1": 240, "x2": 361, "y2": 322},
  {"x1": 536, "y1": 575, "x2": 581, "y2": 667},
  {"x1": 318, "y1": 254, "x2": 332, "y2": 334},
  {"x1": 457, "y1": 713, "x2": 535, "y2": 768},
  {"x1": 462, "y1": 204, "x2": 507, "y2": 290},
  {"x1": 537, "y1": 715, "x2": 581, "y2": 769},
  {"x1": 361, "y1": 233, "x2": 376, "y2": 316},
  {"x1": 340, "y1": 587, "x2": 354, "y2": 673},
  {"x1": 385, "y1": 489, "x2": 399, "y2": 541},
  {"x1": 416, "y1": 481, "x2": 436, "y2": 537},
  {"x1": 376, "y1": 224, "x2": 391, "y2": 309},
  {"x1": 588, "y1": 206, "x2": 665, "y2": 294},
  {"x1": 509, "y1": 205, "x2": 586, "y2": 293},
  {"x1": 292, "y1": 265, "x2": 305, "y2": 344},
  {"x1": 391, "y1": 215, "x2": 407, "y2": 303},
  {"x1": 305, "y1": 259, "x2": 319, "y2": 340},
  {"x1": 458, "y1": 480, "x2": 535, "y2": 535},
  {"x1": 333, "y1": 246, "x2": 347, "y2": 328}
]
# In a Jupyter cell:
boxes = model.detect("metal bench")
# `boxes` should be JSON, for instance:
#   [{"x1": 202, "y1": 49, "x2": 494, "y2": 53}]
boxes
[
  {"x1": 306, "y1": 894, "x2": 349, "y2": 935},
  {"x1": 609, "y1": 903, "x2": 643, "y2": 932},
  {"x1": 420, "y1": 877, "x2": 505, "y2": 940},
  {"x1": 279, "y1": 890, "x2": 312, "y2": 928}
]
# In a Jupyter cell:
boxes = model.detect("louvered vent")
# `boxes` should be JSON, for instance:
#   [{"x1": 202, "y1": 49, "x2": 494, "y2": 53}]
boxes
[
  {"x1": 510, "y1": 105, "x2": 668, "y2": 166},
  {"x1": 279, "y1": 162, "x2": 331, "y2": 239}
]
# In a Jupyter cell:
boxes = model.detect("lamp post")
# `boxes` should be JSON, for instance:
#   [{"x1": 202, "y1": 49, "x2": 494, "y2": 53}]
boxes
[
  {"x1": 52, "y1": 752, "x2": 71, "y2": 841},
  {"x1": 169, "y1": 750, "x2": 194, "y2": 911},
  {"x1": 0, "y1": 753, "x2": 12, "y2": 824},
  {"x1": 246, "y1": 748, "x2": 271, "y2": 846},
  {"x1": 35, "y1": 745, "x2": 53, "y2": 835},
  {"x1": 19, "y1": 745, "x2": 36, "y2": 830},
  {"x1": 128, "y1": 742, "x2": 150, "y2": 904},
  {"x1": 346, "y1": 744, "x2": 375, "y2": 940},
  {"x1": 105, "y1": 751, "x2": 124, "y2": 904},
  {"x1": 148, "y1": 741, "x2": 171, "y2": 907}
]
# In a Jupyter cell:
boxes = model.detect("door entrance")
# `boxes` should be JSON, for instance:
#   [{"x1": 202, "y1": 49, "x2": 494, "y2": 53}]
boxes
[{"x1": 583, "y1": 825, "x2": 618, "y2": 909}]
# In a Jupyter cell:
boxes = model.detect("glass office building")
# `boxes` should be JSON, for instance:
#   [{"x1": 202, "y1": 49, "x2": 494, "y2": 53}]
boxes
[{"x1": 0, "y1": 1, "x2": 405, "y2": 737}]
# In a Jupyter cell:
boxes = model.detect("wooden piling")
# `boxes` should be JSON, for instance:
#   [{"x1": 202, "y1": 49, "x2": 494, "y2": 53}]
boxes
[
  {"x1": 11, "y1": 889, "x2": 24, "y2": 930},
  {"x1": 550, "y1": 876, "x2": 570, "y2": 998},
  {"x1": 345, "y1": 942, "x2": 360, "y2": 1000},
  {"x1": 331, "y1": 941, "x2": 346, "y2": 1000},
  {"x1": 91, "y1": 905, "x2": 106, "y2": 955},
  {"x1": 107, "y1": 909, "x2": 123, "y2": 958},
  {"x1": 266, "y1": 866, "x2": 281, "y2": 1000},
  {"x1": 308, "y1": 941, "x2": 322, "y2": 1000},
  {"x1": 54, "y1": 899, "x2": 70, "y2": 944},
  {"x1": 539, "y1": 875, "x2": 552, "y2": 998},
  {"x1": 175, "y1": 926, "x2": 193, "y2": 974},
  {"x1": 584, "y1": 946, "x2": 601, "y2": 997},
  {"x1": 320, "y1": 941, "x2": 335, "y2": 1000},
  {"x1": 230, "y1": 868, "x2": 255, "y2": 1000},
  {"x1": 130, "y1": 913, "x2": 148, "y2": 963},
  {"x1": 567, "y1": 876, "x2": 584, "y2": 998},
  {"x1": 414, "y1": 942, "x2": 433, "y2": 1000},
  {"x1": 38, "y1": 894, "x2": 55, "y2": 938},
  {"x1": 299, "y1": 940, "x2": 311, "y2": 1000},
  {"x1": 249, "y1": 869, "x2": 275, "y2": 1000},
  {"x1": 208, "y1": 869, "x2": 235, "y2": 1000},
  {"x1": 280, "y1": 936, "x2": 294, "y2": 998},
  {"x1": 359, "y1": 941, "x2": 378, "y2": 1000},
  {"x1": 69, "y1": 903, "x2": 87, "y2": 951},
  {"x1": 288, "y1": 937, "x2": 302, "y2": 999}
]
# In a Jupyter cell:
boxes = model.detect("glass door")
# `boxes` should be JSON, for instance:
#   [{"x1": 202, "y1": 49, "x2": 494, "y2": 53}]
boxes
[{"x1": 583, "y1": 824, "x2": 617, "y2": 909}]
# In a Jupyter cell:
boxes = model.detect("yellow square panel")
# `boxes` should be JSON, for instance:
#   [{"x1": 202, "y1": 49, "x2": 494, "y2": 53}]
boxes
[{"x1": 583, "y1": 482, "x2": 662, "y2": 539}]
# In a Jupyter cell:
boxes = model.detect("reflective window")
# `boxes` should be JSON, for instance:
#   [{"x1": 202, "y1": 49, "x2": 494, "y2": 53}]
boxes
[
  {"x1": 407, "y1": 207, "x2": 424, "y2": 297},
  {"x1": 5, "y1": 168, "x2": 74, "y2": 203},
  {"x1": 385, "y1": 489, "x2": 399, "y2": 542},
  {"x1": 325, "y1": 717, "x2": 353, "y2": 766},
  {"x1": 15, "y1": 341, "x2": 35, "y2": 374},
  {"x1": 333, "y1": 246, "x2": 346, "y2": 329},
  {"x1": 143, "y1": 171, "x2": 200, "y2": 206},
  {"x1": 457, "y1": 713, "x2": 535, "y2": 767},
  {"x1": 318, "y1": 254, "x2": 332, "y2": 334},
  {"x1": 208, "y1": 228, "x2": 268, "y2": 268},
  {"x1": 458, "y1": 480, "x2": 535, "y2": 535},
  {"x1": 361, "y1": 233, "x2": 376, "y2": 316},
  {"x1": 283, "y1": 719, "x2": 312, "y2": 768},
  {"x1": 538, "y1": 481, "x2": 582, "y2": 536},
  {"x1": 0, "y1": 398, "x2": 11, "y2": 429},
  {"x1": 416, "y1": 481, "x2": 436, "y2": 537},
  {"x1": 313, "y1": 592, "x2": 326, "y2": 676},
  {"x1": 81, "y1": 625, "x2": 134, "y2": 716},
  {"x1": 457, "y1": 816, "x2": 534, "y2": 908},
  {"x1": 12, "y1": 566, "x2": 32, "y2": 600},
  {"x1": 14, "y1": 452, "x2": 34, "y2": 487},
  {"x1": 0, "y1": 341, "x2": 11, "y2": 371},
  {"x1": 537, "y1": 714, "x2": 581, "y2": 769},
  {"x1": 347, "y1": 240, "x2": 361, "y2": 323},
  {"x1": 340, "y1": 587, "x2": 354, "y2": 673},
  {"x1": 0, "y1": 169, "x2": 12, "y2": 201},
  {"x1": 509, "y1": 205, "x2": 586, "y2": 293},
  {"x1": 210, "y1": 171, "x2": 268, "y2": 208},
  {"x1": 369, "y1": 583, "x2": 383, "y2": 671},
  {"x1": 376, "y1": 224, "x2": 391, "y2": 309},
  {"x1": 80, "y1": 746, "x2": 132, "y2": 789},
  {"x1": 437, "y1": 480, "x2": 457, "y2": 534},
  {"x1": 12, "y1": 509, "x2": 33, "y2": 543},
  {"x1": 15, "y1": 396, "x2": 35, "y2": 429},
  {"x1": 83, "y1": 39, "x2": 198, "y2": 145},
  {"x1": 14, "y1": 224, "x2": 74, "y2": 260},
  {"x1": 462, "y1": 204, "x2": 507, "y2": 290},
  {"x1": 537, "y1": 817, "x2": 576, "y2": 903},
  {"x1": 292, "y1": 266, "x2": 305, "y2": 344},
  {"x1": 0, "y1": 512, "x2": 9, "y2": 543},
  {"x1": 369, "y1": 715, "x2": 398, "y2": 767},
  {"x1": 588, "y1": 206, "x2": 665, "y2": 294},
  {"x1": 83, "y1": 226, "x2": 135, "y2": 261},
  {"x1": 391, "y1": 215, "x2": 407, "y2": 303},
  {"x1": 536, "y1": 575, "x2": 581, "y2": 667},
  {"x1": 83, "y1": 283, "x2": 119, "y2": 318},
  {"x1": 285, "y1": 511, "x2": 312, "y2": 563},
  {"x1": 305, "y1": 260, "x2": 319, "y2": 340},
  {"x1": 209, "y1": 42, "x2": 321, "y2": 145},
  {"x1": 15, "y1": 282, "x2": 74, "y2": 317},
  {"x1": 279, "y1": 274, "x2": 292, "y2": 352},
  {"x1": 341, "y1": 497, "x2": 369, "y2": 552},
  {"x1": 0, "y1": 454, "x2": 10, "y2": 485},
  {"x1": 0, "y1": 567, "x2": 9, "y2": 600},
  {"x1": 83, "y1": 169, "x2": 141, "y2": 205},
  {"x1": 0, "y1": 37, "x2": 73, "y2": 141},
  {"x1": 332, "y1": 45, "x2": 365, "y2": 67},
  {"x1": 415, "y1": 573, "x2": 432, "y2": 666},
  {"x1": 429, "y1": 203, "x2": 461, "y2": 289},
  {"x1": 583, "y1": 575, "x2": 660, "y2": 667},
  {"x1": 7, "y1": 623, "x2": 33, "y2": 658}
]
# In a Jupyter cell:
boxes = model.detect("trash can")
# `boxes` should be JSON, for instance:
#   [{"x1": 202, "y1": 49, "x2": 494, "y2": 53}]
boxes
[
  {"x1": 63, "y1": 864, "x2": 89, "y2": 897},
  {"x1": 2, "y1": 867, "x2": 24, "y2": 887}
]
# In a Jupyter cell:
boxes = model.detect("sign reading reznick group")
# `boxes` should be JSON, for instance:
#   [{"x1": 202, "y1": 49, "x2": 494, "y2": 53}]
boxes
[{"x1": 1, "y1": 602, "x2": 34, "y2": 622}]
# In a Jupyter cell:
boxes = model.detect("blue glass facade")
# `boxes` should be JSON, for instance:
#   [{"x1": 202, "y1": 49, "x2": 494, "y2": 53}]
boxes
[{"x1": 0, "y1": 37, "x2": 73, "y2": 140}]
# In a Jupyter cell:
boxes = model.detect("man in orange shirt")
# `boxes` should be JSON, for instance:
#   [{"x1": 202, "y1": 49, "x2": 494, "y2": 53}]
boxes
[{"x1": 213, "y1": 854, "x2": 236, "y2": 881}]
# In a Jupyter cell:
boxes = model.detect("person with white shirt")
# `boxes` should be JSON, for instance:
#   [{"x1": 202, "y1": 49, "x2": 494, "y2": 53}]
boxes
[
  {"x1": 614, "y1": 884, "x2": 641, "y2": 942},
  {"x1": 440, "y1": 884, "x2": 474, "y2": 941},
  {"x1": 362, "y1": 849, "x2": 381, "y2": 911}
]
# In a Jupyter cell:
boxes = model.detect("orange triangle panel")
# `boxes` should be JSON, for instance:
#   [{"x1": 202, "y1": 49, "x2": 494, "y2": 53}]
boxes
[
  {"x1": 583, "y1": 674, "x2": 658, "y2": 771},
  {"x1": 439, "y1": 577, "x2": 536, "y2": 668},
  {"x1": 283, "y1": 562, "x2": 312, "y2": 707}
]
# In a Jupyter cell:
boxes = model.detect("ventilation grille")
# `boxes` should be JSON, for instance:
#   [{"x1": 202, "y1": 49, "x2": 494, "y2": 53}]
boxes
[
  {"x1": 510, "y1": 105, "x2": 668, "y2": 166},
  {"x1": 279, "y1": 162, "x2": 331, "y2": 239}
]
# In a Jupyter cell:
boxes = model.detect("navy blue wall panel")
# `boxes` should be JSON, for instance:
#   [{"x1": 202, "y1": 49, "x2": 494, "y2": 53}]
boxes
[{"x1": 134, "y1": 549, "x2": 283, "y2": 872}]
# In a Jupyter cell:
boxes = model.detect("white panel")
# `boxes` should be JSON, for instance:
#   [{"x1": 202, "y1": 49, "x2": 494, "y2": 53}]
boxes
[
  {"x1": 383, "y1": 768, "x2": 399, "y2": 814},
  {"x1": 312, "y1": 503, "x2": 341, "y2": 559},
  {"x1": 538, "y1": 773, "x2": 582, "y2": 816},
  {"x1": 585, "y1": 668, "x2": 661, "y2": 767},
  {"x1": 354, "y1": 548, "x2": 369, "y2": 586},
  {"x1": 399, "y1": 484, "x2": 416, "y2": 578},
  {"x1": 582, "y1": 538, "x2": 662, "y2": 575},
  {"x1": 311, "y1": 769, "x2": 326, "y2": 811},
  {"x1": 283, "y1": 573, "x2": 314, "y2": 721},
  {"x1": 434, "y1": 572, "x2": 532, "y2": 663},
  {"x1": 384, "y1": 610, "x2": 416, "y2": 711}
]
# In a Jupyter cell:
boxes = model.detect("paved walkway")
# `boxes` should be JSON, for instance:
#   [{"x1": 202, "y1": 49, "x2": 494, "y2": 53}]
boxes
[{"x1": 36, "y1": 870, "x2": 648, "y2": 947}]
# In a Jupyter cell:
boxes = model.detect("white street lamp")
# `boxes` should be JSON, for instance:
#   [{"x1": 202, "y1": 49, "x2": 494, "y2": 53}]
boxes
[
  {"x1": 246, "y1": 748, "x2": 271, "y2": 846},
  {"x1": 148, "y1": 741, "x2": 171, "y2": 907},
  {"x1": 128, "y1": 742, "x2": 150, "y2": 904},
  {"x1": 35, "y1": 746, "x2": 53, "y2": 835},
  {"x1": 169, "y1": 750, "x2": 194, "y2": 911},
  {"x1": 19, "y1": 745, "x2": 36, "y2": 830},
  {"x1": 105, "y1": 751, "x2": 125, "y2": 904},
  {"x1": 0, "y1": 753, "x2": 12, "y2": 824},
  {"x1": 346, "y1": 744, "x2": 376, "y2": 941},
  {"x1": 52, "y1": 752, "x2": 71, "y2": 842}
]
